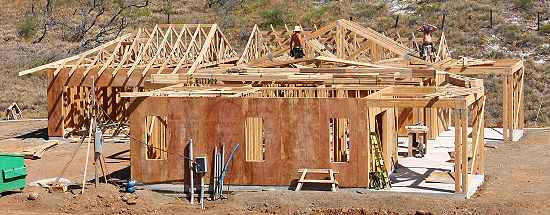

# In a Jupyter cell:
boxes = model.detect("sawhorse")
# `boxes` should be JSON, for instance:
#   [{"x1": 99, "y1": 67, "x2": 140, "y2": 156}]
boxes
[{"x1": 295, "y1": 168, "x2": 339, "y2": 192}]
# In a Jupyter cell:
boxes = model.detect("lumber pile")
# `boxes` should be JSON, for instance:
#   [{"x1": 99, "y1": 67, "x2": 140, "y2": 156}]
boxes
[{"x1": 19, "y1": 141, "x2": 59, "y2": 159}]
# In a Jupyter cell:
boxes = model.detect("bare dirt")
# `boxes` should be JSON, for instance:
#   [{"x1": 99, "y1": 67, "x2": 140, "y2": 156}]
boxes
[{"x1": 0, "y1": 120, "x2": 549, "y2": 214}]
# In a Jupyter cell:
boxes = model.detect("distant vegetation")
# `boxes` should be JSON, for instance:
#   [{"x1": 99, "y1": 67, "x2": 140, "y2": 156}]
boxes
[{"x1": 16, "y1": 17, "x2": 38, "y2": 38}]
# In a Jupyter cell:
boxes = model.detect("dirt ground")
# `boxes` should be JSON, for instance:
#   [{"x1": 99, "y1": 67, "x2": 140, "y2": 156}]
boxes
[{"x1": 0, "y1": 120, "x2": 549, "y2": 215}]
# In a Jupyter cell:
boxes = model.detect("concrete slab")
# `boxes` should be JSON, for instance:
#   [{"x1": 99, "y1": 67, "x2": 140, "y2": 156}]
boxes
[
  {"x1": 388, "y1": 127, "x2": 486, "y2": 198},
  {"x1": 141, "y1": 127, "x2": 506, "y2": 199},
  {"x1": 483, "y1": 128, "x2": 524, "y2": 143}
]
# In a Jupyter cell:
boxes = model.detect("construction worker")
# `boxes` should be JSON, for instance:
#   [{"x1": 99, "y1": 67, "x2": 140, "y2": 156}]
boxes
[
  {"x1": 289, "y1": 26, "x2": 305, "y2": 59},
  {"x1": 417, "y1": 23, "x2": 438, "y2": 61}
]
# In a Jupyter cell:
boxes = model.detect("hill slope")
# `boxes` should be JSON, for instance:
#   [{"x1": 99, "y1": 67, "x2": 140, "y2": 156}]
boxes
[{"x1": 1, "y1": 0, "x2": 548, "y2": 126}]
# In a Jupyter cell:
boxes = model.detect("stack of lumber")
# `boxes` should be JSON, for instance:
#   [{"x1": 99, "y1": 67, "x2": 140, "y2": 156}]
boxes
[{"x1": 19, "y1": 141, "x2": 59, "y2": 159}]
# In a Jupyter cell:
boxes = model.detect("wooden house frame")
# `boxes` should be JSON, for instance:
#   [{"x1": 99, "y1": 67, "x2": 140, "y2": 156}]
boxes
[
  {"x1": 18, "y1": 20, "x2": 524, "y2": 197},
  {"x1": 20, "y1": 24, "x2": 239, "y2": 137}
]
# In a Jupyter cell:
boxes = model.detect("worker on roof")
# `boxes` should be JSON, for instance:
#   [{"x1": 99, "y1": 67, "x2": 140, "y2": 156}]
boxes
[
  {"x1": 289, "y1": 26, "x2": 305, "y2": 59},
  {"x1": 417, "y1": 23, "x2": 438, "y2": 61}
]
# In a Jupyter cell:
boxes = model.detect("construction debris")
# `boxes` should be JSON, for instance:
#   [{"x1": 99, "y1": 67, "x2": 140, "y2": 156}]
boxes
[
  {"x1": 48, "y1": 183, "x2": 68, "y2": 193},
  {"x1": 19, "y1": 141, "x2": 59, "y2": 159},
  {"x1": 30, "y1": 177, "x2": 73, "y2": 187},
  {"x1": 27, "y1": 192, "x2": 39, "y2": 200},
  {"x1": 5, "y1": 103, "x2": 23, "y2": 120}
]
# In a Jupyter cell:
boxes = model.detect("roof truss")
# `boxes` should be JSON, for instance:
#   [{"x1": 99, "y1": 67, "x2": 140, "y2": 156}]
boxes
[{"x1": 19, "y1": 24, "x2": 239, "y2": 80}]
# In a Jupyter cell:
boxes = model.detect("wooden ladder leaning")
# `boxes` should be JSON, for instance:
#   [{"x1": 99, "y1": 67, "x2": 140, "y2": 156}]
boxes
[
  {"x1": 295, "y1": 168, "x2": 339, "y2": 192},
  {"x1": 369, "y1": 132, "x2": 391, "y2": 189}
]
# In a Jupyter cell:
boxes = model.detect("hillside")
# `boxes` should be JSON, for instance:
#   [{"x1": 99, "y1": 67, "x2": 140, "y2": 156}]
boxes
[{"x1": 1, "y1": 0, "x2": 548, "y2": 126}]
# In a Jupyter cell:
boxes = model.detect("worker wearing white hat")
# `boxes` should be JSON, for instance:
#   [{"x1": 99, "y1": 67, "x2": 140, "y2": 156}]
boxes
[{"x1": 289, "y1": 26, "x2": 305, "y2": 59}]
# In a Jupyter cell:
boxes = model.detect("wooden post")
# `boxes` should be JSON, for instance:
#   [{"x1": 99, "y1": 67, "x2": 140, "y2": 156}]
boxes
[
  {"x1": 537, "y1": 11, "x2": 540, "y2": 31},
  {"x1": 336, "y1": 20, "x2": 345, "y2": 59},
  {"x1": 502, "y1": 74, "x2": 512, "y2": 143},
  {"x1": 81, "y1": 103, "x2": 95, "y2": 195},
  {"x1": 453, "y1": 109, "x2": 462, "y2": 193},
  {"x1": 441, "y1": 13, "x2": 446, "y2": 30},
  {"x1": 394, "y1": 15, "x2": 399, "y2": 28},
  {"x1": 472, "y1": 96, "x2": 486, "y2": 175},
  {"x1": 507, "y1": 73, "x2": 514, "y2": 142},
  {"x1": 479, "y1": 98, "x2": 486, "y2": 174},
  {"x1": 490, "y1": 9, "x2": 493, "y2": 29},
  {"x1": 189, "y1": 138, "x2": 194, "y2": 204},
  {"x1": 461, "y1": 107, "x2": 469, "y2": 194},
  {"x1": 519, "y1": 68, "x2": 525, "y2": 129}
]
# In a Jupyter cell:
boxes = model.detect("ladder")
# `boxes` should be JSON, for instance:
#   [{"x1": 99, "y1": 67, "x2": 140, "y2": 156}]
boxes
[{"x1": 369, "y1": 132, "x2": 391, "y2": 189}]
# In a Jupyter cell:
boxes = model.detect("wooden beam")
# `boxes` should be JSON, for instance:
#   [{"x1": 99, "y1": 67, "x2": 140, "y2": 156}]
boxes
[
  {"x1": 461, "y1": 105, "x2": 468, "y2": 194},
  {"x1": 127, "y1": 25, "x2": 159, "y2": 77},
  {"x1": 20, "y1": 34, "x2": 132, "y2": 76},
  {"x1": 186, "y1": 24, "x2": 219, "y2": 75},
  {"x1": 454, "y1": 109, "x2": 462, "y2": 193},
  {"x1": 112, "y1": 29, "x2": 143, "y2": 77}
]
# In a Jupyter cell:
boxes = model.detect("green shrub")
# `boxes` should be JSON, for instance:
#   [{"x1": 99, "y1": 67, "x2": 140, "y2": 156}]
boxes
[
  {"x1": 513, "y1": 0, "x2": 533, "y2": 9},
  {"x1": 260, "y1": 8, "x2": 288, "y2": 28},
  {"x1": 302, "y1": 5, "x2": 329, "y2": 26},
  {"x1": 16, "y1": 17, "x2": 38, "y2": 38},
  {"x1": 541, "y1": 24, "x2": 550, "y2": 34}
]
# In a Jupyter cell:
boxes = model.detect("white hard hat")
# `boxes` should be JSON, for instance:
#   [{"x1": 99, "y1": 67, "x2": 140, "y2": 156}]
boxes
[{"x1": 293, "y1": 26, "x2": 303, "y2": 32}]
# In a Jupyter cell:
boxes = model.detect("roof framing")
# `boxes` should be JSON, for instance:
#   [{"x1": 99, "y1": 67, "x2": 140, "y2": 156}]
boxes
[{"x1": 19, "y1": 24, "x2": 239, "y2": 82}]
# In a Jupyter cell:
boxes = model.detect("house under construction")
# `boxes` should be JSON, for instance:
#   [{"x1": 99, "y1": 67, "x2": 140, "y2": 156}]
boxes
[{"x1": 19, "y1": 19, "x2": 525, "y2": 198}]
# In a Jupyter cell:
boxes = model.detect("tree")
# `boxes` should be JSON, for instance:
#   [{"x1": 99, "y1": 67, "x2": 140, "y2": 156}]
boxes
[{"x1": 32, "y1": 0, "x2": 151, "y2": 48}]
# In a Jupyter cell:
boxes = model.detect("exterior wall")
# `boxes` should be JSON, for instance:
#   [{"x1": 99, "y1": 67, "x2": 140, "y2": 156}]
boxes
[{"x1": 129, "y1": 97, "x2": 397, "y2": 187}]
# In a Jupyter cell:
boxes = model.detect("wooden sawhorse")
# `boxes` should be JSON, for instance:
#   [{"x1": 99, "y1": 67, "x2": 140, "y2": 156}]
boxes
[
  {"x1": 295, "y1": 168, "x2": 339, "y2": 192},
  {"x1": 405, "y1": 125, "x2": 429, "y2": 157}
]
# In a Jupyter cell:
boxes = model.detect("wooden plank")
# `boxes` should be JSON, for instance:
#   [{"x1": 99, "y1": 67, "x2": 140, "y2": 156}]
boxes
[
  {"x1": 461, "y1": 106, "x2": 468, "y2": 194},
  {"x1": 20, "y1": 34, "x2": 132, "y2": 77},
  {"x1": 314, "y1": 56, "x2": 405, "y2": 69},
  {"x1": 471, "y1": 96, "x2": 485, "y2": 175},
  {"x1": 454, "y1": 109, "x2": 462, "y2": 193},
  {"x1": 127, "y1": 25, "x2": 160, "y2": 77},
  {"x1": 502, "y1": 75, "x2": 513, "y2": 143},
  {"x1": 299, "y1": 179, "x2": 334, "y2": 183},
  {"x1": 112, "y1": 29, "x2": 143, "y2": 77},
  {"x1": 186, "y1": 24, "x2": 218, "y2": 75}
]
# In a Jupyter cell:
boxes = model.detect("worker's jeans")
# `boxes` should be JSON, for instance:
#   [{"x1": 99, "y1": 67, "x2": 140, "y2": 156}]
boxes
[{"x1": 291, "y1": 47, "x2": 305, "y2": 59}]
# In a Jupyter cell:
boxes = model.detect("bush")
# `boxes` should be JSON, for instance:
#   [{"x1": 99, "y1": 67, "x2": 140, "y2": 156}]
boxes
[
  {"x1": 16, "y1": 17, "x2": 38, "y2": 39},
  {"x1": 302, "y1": 5, "x2": 329, "y2": 26},
  {"x1": 541, "y1": 24, "x2": 550, "y2": 34},
  {"x1": 260, "y1": 8, "x2": 288, "y2": 28},
  {"x1": 513, "y1": 0, "x2": 533, "y2": 9}
]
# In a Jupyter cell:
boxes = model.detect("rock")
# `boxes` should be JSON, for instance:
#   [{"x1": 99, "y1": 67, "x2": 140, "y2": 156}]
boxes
[
  {"x1": 97, "y1": 194, "x2": 104, "y2": 198},
  {"x1": 416, "y1": 210, "x2": 433, "y2": 215},
  {"x1": 27, "y1": 192, "x2": 39, "y2": 200},
  {"x1": 126, "y1": 198, "x2": 137, "y2": 205},
  {"x1": 415, "y1": 211, "x2": 426, "y2": 215},
  {"x1": 121, "y1": 193, "x2": 135, "y2": 202},
  {"x1": 30, "y1": 177, "x2": 72, "y2": 188},
  {"x1": 70, "y1": 189, "x2": 81, "y2": 195}
]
